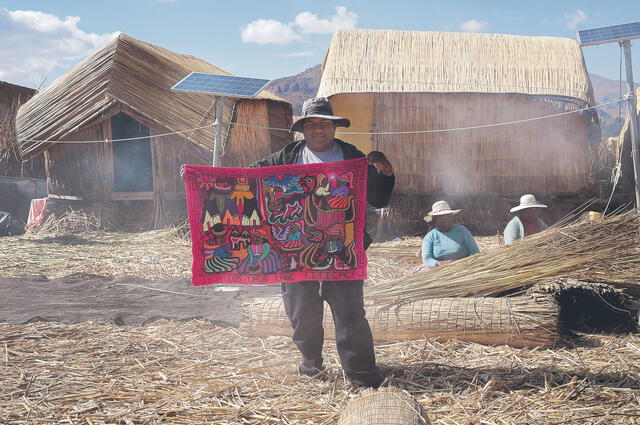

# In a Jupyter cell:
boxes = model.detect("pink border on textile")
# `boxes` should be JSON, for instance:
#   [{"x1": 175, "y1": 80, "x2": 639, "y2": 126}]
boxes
[{"x1": 182, "y1": 158, "x2": 369, "y2": 285}]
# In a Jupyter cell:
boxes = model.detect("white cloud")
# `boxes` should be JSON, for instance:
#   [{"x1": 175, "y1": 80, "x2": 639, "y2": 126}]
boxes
[
  {"x1": 241, "y1": 6, "x2": 358, "y2": 45},
  {"x1": 564, "y1": 10, "x2": 587, "y2": 30},
  {"x1": 240, "y1": 19, "x2": 300, "y2": 44},
  {"x1": 294, "y1": 6, "x2": 358, "y2": 34},
  {"x1": 0, "y1": 8, "x2": 119, "y2": 87},
  {"x1": 274, "y1": 51, "x2": 314, "y2": 58},
  {"x1": 459, "y1": 19, "x2": 488, "y2": 32}
]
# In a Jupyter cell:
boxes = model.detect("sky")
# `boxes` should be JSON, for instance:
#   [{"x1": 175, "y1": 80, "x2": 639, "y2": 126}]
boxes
[{"x1": 1, "y1": 0, "x2": 639, "y2": 90}]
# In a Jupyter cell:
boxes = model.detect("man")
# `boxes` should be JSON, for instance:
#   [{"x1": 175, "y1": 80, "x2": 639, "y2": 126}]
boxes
[{"x1": 251, "y1": 97, "x2": 395, "y2": 388}]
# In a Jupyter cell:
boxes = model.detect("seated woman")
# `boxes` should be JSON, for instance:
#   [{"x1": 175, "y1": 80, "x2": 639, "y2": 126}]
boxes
[
  {"x1": 503, "y1": 194, "x2": 549, "y2": 245},
  {"x1": 416, "y1": 200, "x2": 480, "y2": 271}
]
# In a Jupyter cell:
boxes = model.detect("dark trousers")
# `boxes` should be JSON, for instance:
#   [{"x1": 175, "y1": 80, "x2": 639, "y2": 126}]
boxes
[{"x1": 281, "y1": 280, "x2": 381, "y2": 387}]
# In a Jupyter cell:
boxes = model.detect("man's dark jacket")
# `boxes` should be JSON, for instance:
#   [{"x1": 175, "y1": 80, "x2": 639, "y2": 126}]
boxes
[{"x1": 250, "y1": 138, "x2": 395, "y2": 249}]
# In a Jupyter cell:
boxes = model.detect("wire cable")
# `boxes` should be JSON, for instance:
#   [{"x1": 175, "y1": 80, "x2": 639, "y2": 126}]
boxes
[
  {"x1": 225, "y1": 98, "x2": 626, "y2": 135},
  {"x1": 17, "y1": 123, "x2": 214, "y2": 144},
  {"x1": 14, "y1": 97, "x2": 627, "y2": 144}
]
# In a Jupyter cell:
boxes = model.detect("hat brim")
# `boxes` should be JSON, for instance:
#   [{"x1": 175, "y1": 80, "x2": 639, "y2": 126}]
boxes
[
  {"x1": 290, "y1": 115, "x2": 351, "y2": 133},
  {"x1": 423, "y1": 209, "x2": 460, "y2": 221},
  {"x1": 510, "y1": 204, "x2": 547, "y2": 213}
]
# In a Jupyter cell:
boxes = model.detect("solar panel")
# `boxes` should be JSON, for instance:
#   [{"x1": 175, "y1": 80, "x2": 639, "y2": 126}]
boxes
[
  {"x1": 578, "y1": 22, "x2": 640, "y2": 46},
  {"x1": 171, "y1": 72, "x2": 270, "y2": 98}
]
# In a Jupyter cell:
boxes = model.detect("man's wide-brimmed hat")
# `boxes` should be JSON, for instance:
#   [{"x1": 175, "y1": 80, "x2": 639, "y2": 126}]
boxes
[
  {"x1": 510, "y1": 194, "x2": 548, "y2": 213},
  {"x1": 290, "y1": 97, "x2": 351, "y2": 133},
  {"x1": 423, "y1": 200, "x2": 461, "y2": 222}
]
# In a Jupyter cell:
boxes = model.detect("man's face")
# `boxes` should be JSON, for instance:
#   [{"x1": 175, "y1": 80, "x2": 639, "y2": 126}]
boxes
[{"x1": 302, "y1": 118, "x2": 336, "y2": 152}]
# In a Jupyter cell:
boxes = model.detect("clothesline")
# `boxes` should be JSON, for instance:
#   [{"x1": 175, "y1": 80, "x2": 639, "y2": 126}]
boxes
[{"x1": 12, "y1": 97, "x2": 626, "y2": 145}]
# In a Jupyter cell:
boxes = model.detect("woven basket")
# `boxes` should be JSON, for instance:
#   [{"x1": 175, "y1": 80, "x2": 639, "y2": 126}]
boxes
[{"x1": 337, "y1": 387, "x2": 431, "y2": 425}]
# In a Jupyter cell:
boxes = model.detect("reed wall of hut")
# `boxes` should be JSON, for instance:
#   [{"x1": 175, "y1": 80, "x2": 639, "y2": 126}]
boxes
[
  {"x1": 331, "y1": 92, "x2": 594, "y2": 195},
  {"x1": 44, "y1": 100, "x2": 292, "y2": 202},
  {"x1": 221, "y1": 99, "x2": 293, "y2": 167},
  {"x1": 319, "y1": 29, "x2": 598, "y2": 197},
  {"x1": 45, "y1": 111, "x2": 210, "y2": 202}
]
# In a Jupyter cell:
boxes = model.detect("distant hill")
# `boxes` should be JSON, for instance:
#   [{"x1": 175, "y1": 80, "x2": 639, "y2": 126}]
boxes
[
  {"x1": 589, "y1": 73, "x2": 638, "y2": 138},
  {"x1": 266, "y1": 64, "x2": 321, "y2": 115},
  {"x1": 268, "y1": 66, "x2": 634, "y2": 138}
]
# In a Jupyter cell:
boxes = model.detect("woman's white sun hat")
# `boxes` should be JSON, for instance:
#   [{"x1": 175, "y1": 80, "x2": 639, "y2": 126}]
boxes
[
  {"x1": 510, "y1": 194, "x2": 548, "y2": 213},
  {"x1": 423, "y1": 200, "x2": 461, "y2": 222}
]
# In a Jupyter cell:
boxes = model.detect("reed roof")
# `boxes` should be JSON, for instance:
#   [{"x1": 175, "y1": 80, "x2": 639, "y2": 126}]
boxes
[
  {"x1": 16, "y1": 34, "x2": 286, "y2": 160},
  {"x1": 318, "y1": 29, "x2": 594, "y2": 104}
]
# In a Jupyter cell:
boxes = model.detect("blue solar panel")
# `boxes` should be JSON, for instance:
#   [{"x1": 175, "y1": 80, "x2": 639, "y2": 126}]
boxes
[
  {"x1": 578, "y1": 22, "x2": 640, "y2": 46},
  {"x1": 171, "y1": 72, "x2": 270, "y2": 98}
]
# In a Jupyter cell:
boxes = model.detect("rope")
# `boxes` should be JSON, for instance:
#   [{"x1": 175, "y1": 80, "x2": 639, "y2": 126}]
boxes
[
  {"x1": 604, "y1": 163, "x2": 622, "y2": 215},
  {"x1": 17, "y1": 123, "x2": 215, "y2": 144},
  {"x1": 226, "y1": 97, "x2": 627, "y2": 135},
  {"x1": 13, "y1": 97, "x2": 627, "y2": 144}
]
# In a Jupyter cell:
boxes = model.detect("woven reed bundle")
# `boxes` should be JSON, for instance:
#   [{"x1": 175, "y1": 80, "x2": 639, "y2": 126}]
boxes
[
  {"x1": 366, "y1": 210, "x2": 640, "y2": 304},
  {"x1": 240, "y1": 295, "x2": 559, "y2": 348},
  {"x1": 337, "y1": 387, "x2": 431, "y2": 425}
]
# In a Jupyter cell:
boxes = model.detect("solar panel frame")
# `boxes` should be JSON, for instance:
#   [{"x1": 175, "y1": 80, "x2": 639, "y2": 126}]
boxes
[
  {"x1": 578, "y1": 22, "x2": 640, "y2": 46},
  {"x1": 171, "y1": 72, "x2": 271, "y2": 98}
]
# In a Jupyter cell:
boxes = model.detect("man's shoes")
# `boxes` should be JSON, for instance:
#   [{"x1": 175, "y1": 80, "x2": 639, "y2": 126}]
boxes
[
  {"x1": 348, "y1": 370, "x2": 384, "y2": 389},
  {"x1": 298, "y1": 360, "x2": 326, "y2": 380}
]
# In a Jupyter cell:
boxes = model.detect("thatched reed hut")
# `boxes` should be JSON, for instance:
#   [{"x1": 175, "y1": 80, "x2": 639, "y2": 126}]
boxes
[
  {"x1": 616, "y1": 87, "x2": 640, "y2": 195},
  {"x1": 0, "y1": 81, "x2": 42, "y2": 178},
  {"x1": 16, "y1": 34, "x2": 292, "y2": 226},
  {"x1": 318, "y1": 29, "x2": 599, "y2": 197}
]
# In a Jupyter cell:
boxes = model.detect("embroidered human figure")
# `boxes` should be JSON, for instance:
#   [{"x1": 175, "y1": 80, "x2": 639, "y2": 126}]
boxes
[
  {"x1": 229, "y1": 177, "x2": 254, "y2": 216},
  {"x1": 203, "y1": 223, "x2": 240, "y2": 274},
  {"x1": 237, "y1": 228, "x2": 283, "y2": 274}
]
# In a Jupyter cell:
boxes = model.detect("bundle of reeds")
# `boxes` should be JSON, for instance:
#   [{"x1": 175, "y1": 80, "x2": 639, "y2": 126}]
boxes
[
  {"x1": 366, "y1": 210, "x2": 640, "y2": 304},
  {"x1": 240, "y1": 295, "x2": 559, "y2": 348},
  {"x1": 25, "y1": 208, "x2": 108, "y2": 237}
]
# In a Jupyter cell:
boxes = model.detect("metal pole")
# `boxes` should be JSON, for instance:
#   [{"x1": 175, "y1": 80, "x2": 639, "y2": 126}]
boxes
[
  {"x1": 213, "y1": 96, "x2": 222, "y2": 167},
  {"x1": 622, "y1": 40, "x2": 640, "y2": 208}
]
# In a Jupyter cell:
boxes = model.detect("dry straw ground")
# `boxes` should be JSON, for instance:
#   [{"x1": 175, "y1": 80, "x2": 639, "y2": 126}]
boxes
[
  {"x1": 1, "y1": 212, "x2": 639, "y2": 424},
  {"x1": 2, "y1": 321, "x2": 639, "y2": 424}
]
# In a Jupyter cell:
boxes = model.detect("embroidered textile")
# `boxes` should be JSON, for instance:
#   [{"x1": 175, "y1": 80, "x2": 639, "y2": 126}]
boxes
[
  {"x1": 27, "y1": 198, "x2": 48, "y2": 229},
  {"x1": 183, "y1": 158, "x2": 368, "y2": 285}
]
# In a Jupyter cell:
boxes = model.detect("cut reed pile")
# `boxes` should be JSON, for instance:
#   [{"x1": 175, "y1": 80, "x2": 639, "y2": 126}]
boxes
[
  {"x1": 2, "y1": 320, "x2": 640, "y2": 424},
  {"x1": 24, "y1": 208, "x2": 110, "y2": 237},
  {"x1": 367, "y1": 210, "x2": 640, "y2": 304},
  {"x1": 3, "y1": 213, "x2": 192, "y2": 279},
  {"x1": 241, "y1": 295, "x2": 559, "y2": 348}
]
